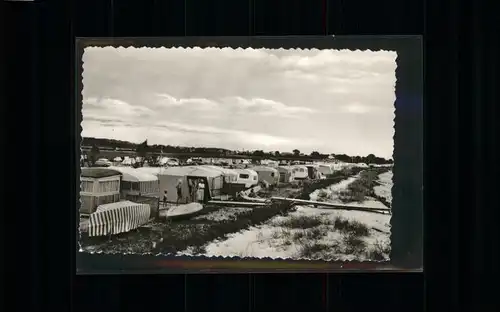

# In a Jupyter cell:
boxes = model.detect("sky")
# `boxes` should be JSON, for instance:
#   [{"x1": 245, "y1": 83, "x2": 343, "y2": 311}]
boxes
[{"x1": 82, "y1": 47, "x2": 397, "y2": 159}]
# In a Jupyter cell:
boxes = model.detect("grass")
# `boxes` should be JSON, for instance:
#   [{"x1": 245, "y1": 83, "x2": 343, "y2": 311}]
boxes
[
  {"x1": 338, "y1": 167, "x2": 391, "y2": 203},
  {"x1": 333, "y1": 216, "x2": 370, "y2": 236},
  {"x1": 259, "y1": 213, "x2": 379, "y2": 260},
  {"x1": 153, "y1": 201, "x2": 297, "y2": 254},
  {"x1": 299, "y1": 242, "x2": 331, "y2": 259},
  {"x1": 297, "y1": 167, "x2": 365, "y2": 200},
  {"x1": 273, "y1": 215, "x2": 324, "y2": 229},
  {"x1": 365, "y1": 240, "x2": 391, "y2": 261}
]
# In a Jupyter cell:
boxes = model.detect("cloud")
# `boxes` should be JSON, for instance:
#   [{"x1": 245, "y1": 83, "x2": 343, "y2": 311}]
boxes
[
  {"x1": 82, "y1": 97, "x2": 154, "y2": 120},
  {"x1": 81, "y1": 47, "x2": 397, "y2": 158},
  {"x1": 226, "y1": 97, "x2": 316, "y2": 118},
  {"x1": 155, "y1": 93, "x2": 219, "y2": 111},
  {"x1": 340, "y1": 102, "x2": 374, "y2": 114}
]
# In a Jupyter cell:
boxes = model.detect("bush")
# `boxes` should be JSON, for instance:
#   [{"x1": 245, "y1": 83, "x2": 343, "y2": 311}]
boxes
[
  {"x1": 365, "y1": 240, "x2": 391, "y2": 261},
  {"x1": 333, "y1": 216, "x2": 370, "y2": 237},
  {"x1": 298, "y1": 242, "x2": 331, "y2": 258},
  {"x1": 338, "y1": 167, "x2": 391, "y2": 203},
  {"x1": 274, "y1": 215, "x2": 324, "y2": 229},
  {"x1": 343, "y1": 234, "x2": 367, "y2": 254}
]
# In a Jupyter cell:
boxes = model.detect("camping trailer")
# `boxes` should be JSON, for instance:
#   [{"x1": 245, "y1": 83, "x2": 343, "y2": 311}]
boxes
[
  {"x1": 200, "y1": 165, "x2": 239, "y2": 184},
  {"x1": 80, "y1": 168, "x2": 122, "y2": 214},
  {"x1": 252, "y1": 166, "x2": 280, "y2": 186},
  {"x1": 291, "y1": 165, "x2": 309, "y2": 180},
  {"x1": 277, "y1": 166, "x2": 295, "y2": 183},
  {"x1": 234, "y1": 168, "x2": 259, "y2": 188},
  {"x1": 108, "y1": 166, "x2": 160, "y2": 197},
  {"x1": 317, "y1": 164, "x2": 334, "y2": 176}
]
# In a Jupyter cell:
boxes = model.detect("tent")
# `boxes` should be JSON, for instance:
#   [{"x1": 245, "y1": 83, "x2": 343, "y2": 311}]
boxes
[
  {"x1": 121, "y1": 157, "x2": 136, "y2": 166},
  {"x1": 251, "y1": 166, "x2": 280, "y2": 186},
  {"x1": 108, "y1": 166, "x2": 160, "y2": 197},
  {"x1": 136, "y1": 166, "x2": 223, "y2": 203},
  {"x1": 233, "y1": 168, "x2": 259, "y2": 188},
  {"x1": 88, "y1": 200, "x2": 151, "y2": 237}
]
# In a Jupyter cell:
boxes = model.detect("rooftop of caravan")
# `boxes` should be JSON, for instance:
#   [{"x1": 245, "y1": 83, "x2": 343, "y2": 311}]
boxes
[
  {"x1": 251, "y1": 166, "x2": 279, "y2": 173},
  {"x1": 108, "y1": 166, "x2": 158, "y2": 182},
  {"x1": 135, "y1": 167, "x2": 168, "y2": 176},
  {"x1": 200, "y1": 165, "x2": 238, "y2": 175},
  {"x1": 234, "y1": 168, "x2": 258, "y2": 175},
  {"x1": 81, "y1": 168, "x2": 122, "y2": 179},
  {"x1": 159, "y1": 166, "x2": 224, "y2": 178}
]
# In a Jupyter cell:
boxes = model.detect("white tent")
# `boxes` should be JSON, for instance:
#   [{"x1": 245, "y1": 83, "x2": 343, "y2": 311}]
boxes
[
  {"x1": 137, "y1": 166, "x2": 224, "y2": 202},
  {"x1": 121, "y1": 157, "x2": 136, "y2": 166}
]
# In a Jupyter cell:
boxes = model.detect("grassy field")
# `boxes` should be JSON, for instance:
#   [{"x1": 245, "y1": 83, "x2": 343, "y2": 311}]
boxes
[
  {"x1": 337, "y1": 167, "x2": 392, "y2": 204},
  {"x1": 183, "y1": 166, "x2": 393, "y2": 261}
]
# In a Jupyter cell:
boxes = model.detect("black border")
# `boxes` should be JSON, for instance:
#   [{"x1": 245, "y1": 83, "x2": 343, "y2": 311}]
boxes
[{"x1": 75, "y1": 36, "x2": 423, "y2": 273}]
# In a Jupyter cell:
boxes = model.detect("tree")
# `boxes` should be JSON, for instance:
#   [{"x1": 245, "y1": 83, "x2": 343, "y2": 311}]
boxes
[
  {"x1": 335, "y1": 154, "x2": 351, "y2": 162},
  {"x1": 365, "y1": 154, "x2": 376, "y2": 164},
  {"x1": 252, "y1": 150, "x2": 265, "y2": 157},
  {"x1": 310, "y1": 151, "x2": 321, "y2": 158},
  {"x1": 89, "y1": 144, "x2": 100, "y2": 165},
  {"x1": 292, "y1": 149, "x2": 300, "y2": 156},
  {"x1": 136, "y1": 140, "x2": 149, "y2": 158},
  {"x1": 274, "y1": 151, "x2": 280, "y2": 156}
]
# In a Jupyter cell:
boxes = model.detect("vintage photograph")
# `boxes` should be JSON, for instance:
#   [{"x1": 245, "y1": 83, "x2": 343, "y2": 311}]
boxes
[{"x1": 78, "y1": 46, "x2": 397, "y2": 262}]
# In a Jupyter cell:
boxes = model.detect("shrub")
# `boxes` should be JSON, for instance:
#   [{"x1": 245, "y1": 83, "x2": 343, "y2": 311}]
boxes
[
  {"x1": 343, "y1": 234, "x2": 367, "y2": 254},
  {"x1": 333, "y1": 216, "x2": 370, "y2": 237},
  {"x1": 365, "y1": 240, "x2": 391, "y2": 261},
  {"x1": 298, "y1": 242, "x2": 331, "y2": 258},
  {"x1": 275, "y1": 215, "x2": 323, "y2": 229}
]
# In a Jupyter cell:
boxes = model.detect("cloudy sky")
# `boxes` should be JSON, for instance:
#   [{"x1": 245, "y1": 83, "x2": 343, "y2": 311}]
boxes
[{"x1": 82, "y1": 47, "x2": 397, "y2": 159}]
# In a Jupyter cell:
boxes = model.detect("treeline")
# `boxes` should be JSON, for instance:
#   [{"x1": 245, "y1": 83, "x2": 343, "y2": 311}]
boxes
[{"x1": 82, "y1": 137, "x2": 393, "y2": 164}]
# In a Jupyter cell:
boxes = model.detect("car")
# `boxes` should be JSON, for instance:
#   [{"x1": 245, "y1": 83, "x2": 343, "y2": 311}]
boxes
[{"x1": 94, "y1": 158, "x2": 113, "y2": 167}]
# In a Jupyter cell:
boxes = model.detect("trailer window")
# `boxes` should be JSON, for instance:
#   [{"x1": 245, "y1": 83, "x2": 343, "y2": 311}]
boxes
[
  {"x1": 239, "y1": 174, "x2": 249, "y2": 179},
  {"x1": 130, "y1": 182, "x2": 140, "y2": 191},
  {"x1": 121, "y1": 181, "x2": 131, "y2": 190}
]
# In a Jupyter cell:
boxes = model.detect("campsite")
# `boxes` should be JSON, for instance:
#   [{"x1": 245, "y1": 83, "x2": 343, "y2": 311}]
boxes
[
  {"x1": 79, "y1": 152, "x2": 393, "y2": 261},
  {"x1": 79, "y1": 47, "x2": 398, "y2": 262}
]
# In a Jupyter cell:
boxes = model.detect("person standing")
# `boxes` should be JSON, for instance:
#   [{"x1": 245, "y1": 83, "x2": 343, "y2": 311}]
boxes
[
  {"x1": 197, "y1": 180, "x2": 205, "y2": 203},
  {"x1": 163, "y1": 190, "x2": 168, "y2": 206},
  {"x1": 176, "y1": 180, "x2": 183, "y2": 205}
]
